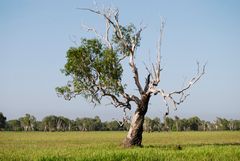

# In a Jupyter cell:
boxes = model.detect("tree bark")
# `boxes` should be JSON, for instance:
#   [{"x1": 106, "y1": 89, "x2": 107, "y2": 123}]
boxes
[{"x1": 123, "y1": 94, "x2": 150, "y2": 147}]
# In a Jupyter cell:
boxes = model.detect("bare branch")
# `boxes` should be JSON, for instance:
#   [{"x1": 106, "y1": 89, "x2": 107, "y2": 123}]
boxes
[
  {"x1": 78, "y1": 7, "x2": 119, "y2": 49},
  {"x1": 113, "y1": 118, "x2": 125, "y2": 127},
  {"x1": 197, "y1": 61, "x2": 200, "y2": 75},
  {"x1": 131, "y1": 26, "x2": 146, "y2": 53},
  {"x1": 152, "y1": 63, "x2": 157, "y2": 82},
  {"x1": 77, "y1": 7, "x2": 101, "y2": 14},
  {"x1": 77, "y1": 7, "x2": 117, "y2": 33},
  {"x1": 113, "y1": 107, "x2": 131, "y2": 127},
  {"x1": 129, "y1": 54, "x2": 144, "y2": 94},
  {"x1": 155, "y1": 18, "x2": 165, "y2": 84},
  {"x1": 81, "y1": 22, "x2": 112, "y2": 49},
  {"x1": 143, "y1": 62, "x2": 153, "y2": 79},
  {"x1": 68, "y1": 35, "x2": 78, "y2": 46},
  {"x1": 144, "y1": 74, "x2": 151, "y2": 92},
  {"x1": 169, "y1": 63, "x2": 206, "y2": 96},
  {"x1": 145, "y1": 19, "x2": 165, "y2": 95},
  {"x1": 118, "y1": 55, "x2": 127, "y2": 63},
  {"x1": 105, "y1": 18, "x2": 111, "y2": 47},
  {"x1": 127, "y1": 26, "x2": 147, "y2": 95},
  {"x1": 103, "y1": 92, "x2": 131, "y2": 109},
  {"x1": 155, "y1": 62, "x2": 206, "y2": 113},
  {"x1": 101, "y1": 85, "x2": 141, "y2": 110},
  {"x1": 122, "y1": 93, "x2": 141, "y2": 106},
  {"x1": 81, "y1": 23, "x2": 103, "y2": 37}
]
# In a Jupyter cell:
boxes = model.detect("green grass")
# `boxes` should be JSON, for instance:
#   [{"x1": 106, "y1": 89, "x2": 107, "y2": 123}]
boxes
[{"x1": 0, "y1": 131, "x2": 240, "y2": 161}]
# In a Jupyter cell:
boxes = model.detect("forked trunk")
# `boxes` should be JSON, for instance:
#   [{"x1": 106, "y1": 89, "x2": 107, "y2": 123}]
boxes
[{"x1": 123, "y1": 94, "x2": 150, "y2": 147}]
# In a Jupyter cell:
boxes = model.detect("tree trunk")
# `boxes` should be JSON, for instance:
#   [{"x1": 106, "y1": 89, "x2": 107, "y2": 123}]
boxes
[
  {"x1": 176, "y1": 121, "x2": 179, "y2": 131},
  {"x1": 123, "y1": 94, "x2": 150, "y2": 147}
]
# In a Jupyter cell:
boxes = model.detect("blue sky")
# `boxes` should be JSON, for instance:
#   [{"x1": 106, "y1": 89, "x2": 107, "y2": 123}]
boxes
[{"x1": 1, "y1": 0, "x2": 240, "y2": 121}]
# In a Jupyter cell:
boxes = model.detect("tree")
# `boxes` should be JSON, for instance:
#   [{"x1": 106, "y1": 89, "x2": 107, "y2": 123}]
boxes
[
  {"x1": 42, "y1": 115, "x2": 71, "y2": 132},
  {"x1": 144, "y1": 117, "x2": 161, "y2": 132},
  {"x1": 143, "y1": 117, "x2": 154, "y2": 132},
  {"x1": 56, "y1": 116, "x2": 70, "y2": 131},
  {"x1": 106, "y1": 121, "x2": 121, "y2": 131},
  {"x1": 179, "y1": 118, "x2": 189, "y2": 131},
  {"x1": 56, "y1": 7, "x2": 205, "y2": 147},
  {"x1": 174, "y1": 116, "x2": 180, "y2": 131},
  {"x1": 35, "y1": 121, "x2": 44, "y2": 131},
  {"x1": 19, "y1": 114, "x2": 36, "y2": 131},
  {"x1": 6, "y1": 120, "x2": 21, "y2": 131},
  {"x1": 0, "y1": 112, "x2": 7, "y2": 130},
  {"x1": 152, "y1": 117, "x2": 161, "y2": 131},
  {"x1": 188, "y1": 116, "x2": 201, "y2": 131},
  {"x1": 215, "y1": 117, "x2": 230, "y2": 130},
  {"x1": 42, "y1": 115, "x2": 58, "y2": 131},
  {"x1": 75, "y1": 116, "x2": 102, "y2": 131},
  {"x1": 164, "y1": 117, "x2": 175, "y2": 131},
  {"x1": 230, "y1": 120, "x2": 240, "y2": 130}
]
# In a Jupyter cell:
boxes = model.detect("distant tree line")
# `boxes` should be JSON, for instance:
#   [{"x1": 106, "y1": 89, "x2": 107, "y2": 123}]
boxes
[{"x1": 0, "y1": 112, "x2": 240, "y2": 132}]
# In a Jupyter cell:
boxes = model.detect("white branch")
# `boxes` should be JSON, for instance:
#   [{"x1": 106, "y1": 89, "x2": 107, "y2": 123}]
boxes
[
  {"x1": 129, "y1": 54, "x2": 143, "y2": 94},
  {"x1": 155, "y1": 19, "x2": 165, "y2": 84},
  {"x1": 145, "y1": 62, "x2": 205, "y2": 114},
  {"x1": 155, "y1": 63, "x2": 206, "y2": 111},
  {"x1": 81, "y1": 23, "x2": 112, "y2": 49},
  {"x1": 144, "y1": 19, "x2": 165, "y2": 94},
  {"x1": 105, "y1": 18, "x2": 111, "y2": 47},
  {"x1": 68, "y1": 35, "x2": 78, "y2": 46},
  {"x1": 169, "y1": 63, "x2": 206, "y2": 96}
]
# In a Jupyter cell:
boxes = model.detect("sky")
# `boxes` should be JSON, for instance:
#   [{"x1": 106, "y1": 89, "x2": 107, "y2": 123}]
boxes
[{"x1": 1, "y1": 0, "x2": 240, "y2": 122}]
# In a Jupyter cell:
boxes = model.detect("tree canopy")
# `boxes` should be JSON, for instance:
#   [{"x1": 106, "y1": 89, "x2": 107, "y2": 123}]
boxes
[{"x1": 56, "y1": 38, "x2": 124, "y2": 103}]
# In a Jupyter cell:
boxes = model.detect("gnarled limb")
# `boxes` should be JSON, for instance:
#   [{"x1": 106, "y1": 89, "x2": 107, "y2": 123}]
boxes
[
  {"x1": 129, "y1": 54, "x2": 143, "y2": 94},
  {"x1": 147, "y1": 62, "x2": 206, "y2": 112},
  {"x1": 169, "y1": 63, "x2": 206, "y2": 96}
]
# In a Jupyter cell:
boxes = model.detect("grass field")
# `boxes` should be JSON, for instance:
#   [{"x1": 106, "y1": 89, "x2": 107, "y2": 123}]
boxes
[{"x1": 0, "y1": 131, "x2": 240, "y2": 161}]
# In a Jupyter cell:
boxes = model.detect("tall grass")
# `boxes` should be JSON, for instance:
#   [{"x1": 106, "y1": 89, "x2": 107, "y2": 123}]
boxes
[{"x1": 0, "y1": 131, "x2": 240, "y2": 161}]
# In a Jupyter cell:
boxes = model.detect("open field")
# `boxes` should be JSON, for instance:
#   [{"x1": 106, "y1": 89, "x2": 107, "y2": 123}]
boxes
[{"x1": 0, "y1": 131, "x2": 240, "y2": 161}]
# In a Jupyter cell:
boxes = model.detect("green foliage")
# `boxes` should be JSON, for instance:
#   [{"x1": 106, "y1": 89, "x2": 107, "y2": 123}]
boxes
[
  {"x1": 112, "y1": 24, "x2": 141, "y2": 56},
  {"x1": 106, "y1": 121, "x2": 121, "y2": 131},
  {"x1": 56, "y1": 22, "x2": 142, "y2": 105},
  {"x1": 19, "y1": 113, "x2": 36, "y2": 131},
  {"x1": 75, "y1": 116, "x2": 102, "y2": 131},
  {"x1": 4, "y1": 114, "x2": 240, "y2": 132},
  {"x1": 6, "y1": 119, "x2": 21, "y2": 131},
  {"x1": 144, "y1": 117, "x2": 161, "y2": 132},
  {"x1": 215, "y1": 117, "x2": 231, "y2": 130},
  {"x1": 56, "y1": 39, "x2": 123, "y2": 103},
  {"x1": 42, "y1": 115, "x2": 71, "y2": 132},
  {"x1": 188, "y1": 116, "x2": 201, "y2": 131},
  {"x1": 165, "y1": 117, "x2": 175, "y2": 130}
]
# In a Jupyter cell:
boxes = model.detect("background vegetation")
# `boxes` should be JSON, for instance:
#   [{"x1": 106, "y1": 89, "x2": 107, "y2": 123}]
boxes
[{"x1": 1, "y1": 112, "x2": 240, "y2": 132}]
